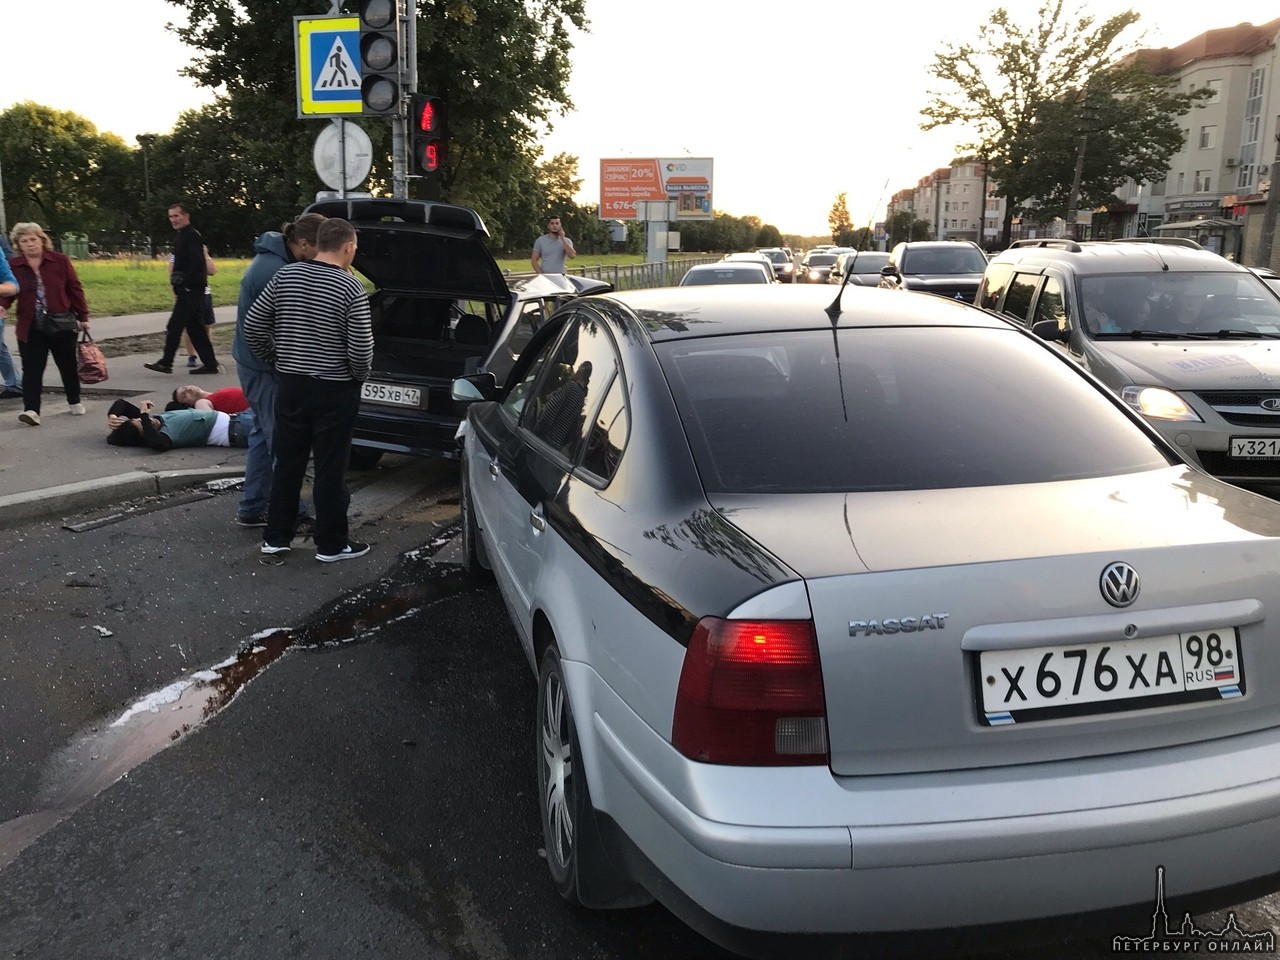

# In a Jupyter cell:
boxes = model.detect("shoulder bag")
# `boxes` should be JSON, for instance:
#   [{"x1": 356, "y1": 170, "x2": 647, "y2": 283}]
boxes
[{"x1": 36, "y1": 305, "x2": 80, "y2": 336}]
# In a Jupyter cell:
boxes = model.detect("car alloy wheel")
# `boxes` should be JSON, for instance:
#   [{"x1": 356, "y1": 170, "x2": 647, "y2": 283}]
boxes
[{"x1": 538, "y1": 645, "x2": 583, "y2": 901}]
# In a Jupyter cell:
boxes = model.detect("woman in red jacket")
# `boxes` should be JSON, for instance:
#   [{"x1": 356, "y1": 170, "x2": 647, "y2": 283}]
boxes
[{"x1": 2, "y1": 222, "x2": 90, "y2": 426}]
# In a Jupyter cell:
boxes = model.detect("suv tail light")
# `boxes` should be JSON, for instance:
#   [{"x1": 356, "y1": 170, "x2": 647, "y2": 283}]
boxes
[{"x1": 672, "y1": 617, "x2": 828, "y2": 766}]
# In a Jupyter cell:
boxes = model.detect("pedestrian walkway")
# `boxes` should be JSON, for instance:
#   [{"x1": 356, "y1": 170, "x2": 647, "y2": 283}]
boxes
[{"x1": 0, "y1": 306, "x2": 248, "y2": 527}]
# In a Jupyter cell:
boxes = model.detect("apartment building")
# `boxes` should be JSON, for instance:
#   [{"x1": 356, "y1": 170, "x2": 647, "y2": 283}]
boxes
[{"x1": 886, "y1": 17, "x2": 1280, "y2": 262}]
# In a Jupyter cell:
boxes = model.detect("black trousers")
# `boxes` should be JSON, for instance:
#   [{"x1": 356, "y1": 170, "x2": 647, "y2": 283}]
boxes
[
  {"x1": 161, "y1": 290, "x2": 216, "y2": 368},
  {"x1": 18, "y1": 328, "x2": 80, "y2": 412},
  {"x1": 265, "y1": 374, "x2": 361, "y2": 555}
]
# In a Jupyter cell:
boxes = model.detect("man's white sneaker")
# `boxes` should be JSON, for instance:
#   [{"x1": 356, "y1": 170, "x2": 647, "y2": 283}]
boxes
[
  {"x1": 18, "y1": 410, "x2": 40, "y2": 426},
  {"x1": 315, "y1": 541, "x2": 371, "y2": 563},
  {"x1": 68, "y1": 403, "x2": 86, "y2": 416}
]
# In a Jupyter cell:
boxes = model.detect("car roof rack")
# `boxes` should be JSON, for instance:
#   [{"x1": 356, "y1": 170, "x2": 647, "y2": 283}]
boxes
[
  {"x1": 1108, "y1": 237, "x2": 1203, "y2": 249},
  {"x1": 1008, "y1": 239, "x2": 1082, "y2": 252}
]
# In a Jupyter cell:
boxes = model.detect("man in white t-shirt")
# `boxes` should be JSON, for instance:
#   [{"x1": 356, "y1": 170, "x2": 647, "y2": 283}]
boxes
[{"x1": 531, "y1": 216, "x2": 576, "y2": 274}]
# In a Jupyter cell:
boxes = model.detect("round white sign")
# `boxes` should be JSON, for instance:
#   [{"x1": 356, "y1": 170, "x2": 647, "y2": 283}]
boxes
[{"x1": 313, "y1": 121, "x2": 374, "y2": 191}]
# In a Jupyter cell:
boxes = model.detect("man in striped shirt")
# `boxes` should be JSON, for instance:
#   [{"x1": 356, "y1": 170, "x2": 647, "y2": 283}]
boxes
[{"x1": 244, "y1": 218, "x2": 374, "y2": 563}]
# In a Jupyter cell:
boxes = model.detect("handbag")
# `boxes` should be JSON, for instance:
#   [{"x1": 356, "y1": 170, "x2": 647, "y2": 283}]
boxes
[
  {"x1": 77, "y1": 332, "x2": 109, "y2": 384},
  {"x1": 36, "y1": 306, "x2": 80, "y2": 336}
]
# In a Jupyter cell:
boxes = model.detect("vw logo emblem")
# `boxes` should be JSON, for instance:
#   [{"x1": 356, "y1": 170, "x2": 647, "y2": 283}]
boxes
[
  {"x1": 1261, "y1": 398, "x2": 1280, "y2": 411},
  {"x1": 1100, "y1": 562, "x2": 1140, "y2": 607}
]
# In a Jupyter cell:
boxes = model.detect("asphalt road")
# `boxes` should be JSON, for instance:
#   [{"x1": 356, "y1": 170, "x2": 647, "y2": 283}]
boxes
[{"x1": 3, "y1": 459, "x2": 1280, "y2": 959}]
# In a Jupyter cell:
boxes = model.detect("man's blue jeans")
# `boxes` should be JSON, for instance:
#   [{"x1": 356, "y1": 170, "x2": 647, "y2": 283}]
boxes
[
  {"x1": 0, "y1": 317, "x2": 22, "y2": 391},
  {"x1": 237, "y1": 364, "x2": 308, "y2": 520}
]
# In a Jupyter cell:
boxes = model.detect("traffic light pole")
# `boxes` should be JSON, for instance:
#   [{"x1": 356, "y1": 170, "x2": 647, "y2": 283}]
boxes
[{"x1": 390, "y1": 0, "x2": 417, "y2": 198}]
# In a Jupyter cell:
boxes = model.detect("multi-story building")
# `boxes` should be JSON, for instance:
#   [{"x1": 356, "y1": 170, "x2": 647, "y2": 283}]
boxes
[
  {"x1": 884, "y1": 163, "x2": 1007, "y2": 249},
  {"x1": 886, "y1": 17, "x2": 1280, "y2": 263}
]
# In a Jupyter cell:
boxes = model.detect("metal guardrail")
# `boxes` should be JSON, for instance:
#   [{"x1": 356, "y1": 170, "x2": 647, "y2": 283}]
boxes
[{"x1": 506, "y1": 256, "x2": 720, "y2": 291}]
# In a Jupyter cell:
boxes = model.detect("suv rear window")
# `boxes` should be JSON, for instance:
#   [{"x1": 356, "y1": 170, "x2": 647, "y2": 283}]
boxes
[
  {"x1": 902, "y1": 246, "x2": 988, "y2": 274},
  {"x1": 658, "y1": 329, "x2": 1171, "y2": 494}
]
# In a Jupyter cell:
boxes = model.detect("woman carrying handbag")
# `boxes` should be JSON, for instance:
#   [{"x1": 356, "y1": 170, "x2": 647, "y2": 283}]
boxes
[{"x1": 1, "y1": 222, "x2": 91, "y2": 426}]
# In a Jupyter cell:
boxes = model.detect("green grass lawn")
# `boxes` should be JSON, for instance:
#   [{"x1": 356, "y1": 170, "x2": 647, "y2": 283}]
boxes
[{"x1": 72, "y1": 253, "x2": 659, "y2": 317}]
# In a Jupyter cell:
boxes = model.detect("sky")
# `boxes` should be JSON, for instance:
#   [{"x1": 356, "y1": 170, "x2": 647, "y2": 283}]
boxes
[{"x1": 7, "y1": 0, "x2": 1280, "y2": 236}]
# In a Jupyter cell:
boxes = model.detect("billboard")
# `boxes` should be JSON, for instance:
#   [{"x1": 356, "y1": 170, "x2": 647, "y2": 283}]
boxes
[{"x1": 599, "y1": 158, "x2": 714, "y2": 221}]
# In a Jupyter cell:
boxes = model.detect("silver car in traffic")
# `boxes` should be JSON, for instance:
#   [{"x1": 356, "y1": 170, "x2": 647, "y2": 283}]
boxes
[{"x1": 454, "y1": 283, "x2": 1280, "y2": 956}]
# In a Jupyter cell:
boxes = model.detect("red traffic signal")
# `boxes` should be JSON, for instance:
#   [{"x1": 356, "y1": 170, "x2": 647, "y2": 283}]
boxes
[{"x1": 410, "y1": 94, "x2": 445, "y2": 174}]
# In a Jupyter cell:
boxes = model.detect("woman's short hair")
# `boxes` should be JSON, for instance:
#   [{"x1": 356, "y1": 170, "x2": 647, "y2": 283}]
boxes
[{"x1": 10, "y1": 222, "x2": 52, "y2": 251}]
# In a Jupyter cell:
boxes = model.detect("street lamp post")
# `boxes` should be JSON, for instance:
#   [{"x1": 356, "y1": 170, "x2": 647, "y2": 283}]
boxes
[
  {"x1": 135, "y1": 134, "x2": 156, "y2": 257},
  {"x1": 1064, "y1": 88, "x2": 1094, "y2": 242}
]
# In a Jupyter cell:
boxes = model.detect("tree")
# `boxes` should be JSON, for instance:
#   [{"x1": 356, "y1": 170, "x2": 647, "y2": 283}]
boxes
[
  {"x1": 164, "y1": 0, "x2": 587, "y2": 245},
  {"x1": 1012, "y1": 64, "x2": 1207, "y2": 221},
  {"x1": 828, "y1": 193, "x2": 852, "y2": 243},
  {"x1": 921, "y1": 1, "x2": 1206, "y2": 245},
  {"x1": 755, "y1": 224, "x2": 783, "y2": 248},
  {"x1": 0, "y1": 102, "x2": 136, "y2": 239},
  {"x1": 887, "y1": 210, "x2": 930, "y2": 246}
]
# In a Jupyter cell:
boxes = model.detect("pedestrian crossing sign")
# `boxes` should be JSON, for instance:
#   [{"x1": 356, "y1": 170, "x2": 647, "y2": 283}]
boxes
[{"x1": 295, "y1": 16, "x2": 362, "y2": 118}]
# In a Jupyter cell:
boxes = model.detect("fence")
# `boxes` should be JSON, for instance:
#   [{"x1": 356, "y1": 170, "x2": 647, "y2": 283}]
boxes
[{"x1": 506, "y1": 256, "x2": 720, "y2": 291}]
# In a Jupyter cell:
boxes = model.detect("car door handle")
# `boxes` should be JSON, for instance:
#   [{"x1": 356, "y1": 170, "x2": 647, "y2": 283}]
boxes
[
  {"x1": 489, "y1": 461, "x2": 499, "y2": 480},
  {"x1": 529, "y1": 506, "x2": 545, "y2": 533}
]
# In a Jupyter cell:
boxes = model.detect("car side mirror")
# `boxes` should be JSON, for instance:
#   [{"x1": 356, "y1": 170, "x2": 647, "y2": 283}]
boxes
[
  {"x1": 1031, "y1": 318, "x2": 1069, "y2": 343},
  {"x1": 451, "y1": 372, "x2": 498, "y2": 403},
  {"x1": 880, "y1": 264, "x2": 899, "y2": 278}
]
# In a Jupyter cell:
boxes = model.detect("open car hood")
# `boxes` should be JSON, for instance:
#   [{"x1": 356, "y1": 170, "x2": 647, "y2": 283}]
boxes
[{"x1": 304, "y1": 198, "x2": 509, "y2": 302}]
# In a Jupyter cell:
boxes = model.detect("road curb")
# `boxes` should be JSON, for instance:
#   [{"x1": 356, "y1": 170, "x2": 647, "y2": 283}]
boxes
[{"x1": 0, "y1": 467, "x2": 247, "y2": 530}]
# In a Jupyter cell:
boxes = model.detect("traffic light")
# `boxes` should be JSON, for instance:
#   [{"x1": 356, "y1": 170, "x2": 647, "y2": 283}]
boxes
[
  {"x1": 410, "y1": 94, "x2": 446, "y2": 173},
  {"x1": 358, "y1": 0, "x2": 403, "y2": 115}
]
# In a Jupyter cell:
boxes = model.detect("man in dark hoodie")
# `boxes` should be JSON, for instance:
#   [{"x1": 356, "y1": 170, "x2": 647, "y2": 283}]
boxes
[{"x1": 230, "y1": 212, "x2": 326, "y2": 527}]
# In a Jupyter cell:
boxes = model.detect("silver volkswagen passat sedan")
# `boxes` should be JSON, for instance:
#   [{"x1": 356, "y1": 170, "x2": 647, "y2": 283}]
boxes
[{"x1": 453, "y1": 283, "x2": 1280, "y2": 957}]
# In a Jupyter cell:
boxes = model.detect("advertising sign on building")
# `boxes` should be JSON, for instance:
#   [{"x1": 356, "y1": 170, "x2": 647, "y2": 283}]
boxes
[{"x1": 599, "y1": 158, "x2": 714, "y2": 221}]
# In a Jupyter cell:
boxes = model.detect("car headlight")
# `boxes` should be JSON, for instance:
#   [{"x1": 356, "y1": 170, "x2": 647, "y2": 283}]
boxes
[{"x1": 1121, "y1": 385, "x2": 1203, "y2": 422}]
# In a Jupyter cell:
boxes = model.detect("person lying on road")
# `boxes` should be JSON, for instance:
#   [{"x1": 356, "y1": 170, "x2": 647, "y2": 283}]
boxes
[
  {"x1": 105, "y1": 398, "x2": 253, "y2": 451},
  {"x1": 170, "y1": 384, "x2": 250, "y2": 413}
]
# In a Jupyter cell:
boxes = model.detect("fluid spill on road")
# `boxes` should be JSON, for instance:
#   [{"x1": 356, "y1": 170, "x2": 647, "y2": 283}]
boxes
[{"x1": 0, "y1": 531, "x2": 472, "y2": 872}]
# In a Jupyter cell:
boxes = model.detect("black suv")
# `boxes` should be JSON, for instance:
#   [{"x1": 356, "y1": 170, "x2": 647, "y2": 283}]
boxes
[
  {"x1": 878, "y1": 240, "x2": 988, "y2": 301},
  {"x1": 304, "y1": 198, "x2": 608, "y2": 468},
  {"x1": 976, "y1": 236, "x2": 1280, "y2": 484}
]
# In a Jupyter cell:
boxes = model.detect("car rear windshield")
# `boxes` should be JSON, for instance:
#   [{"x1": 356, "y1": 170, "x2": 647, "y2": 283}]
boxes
[
  {"x1": 851, "y1": 253, "x2": 889, "y2": 273},
  {"x1": 902, "y1": 246, "x2": 988, "y2": 274},
  {"x1": 657, "y1": 328, "x2": 1173, "y2": 494},
  {"x1": 683, "y1": 268, "x2": 767, "y2": 285}
]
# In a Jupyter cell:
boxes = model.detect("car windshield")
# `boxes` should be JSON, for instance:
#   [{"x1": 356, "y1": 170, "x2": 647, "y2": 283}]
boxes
[
  {"x1": 1079, "y1": 271, "x2": 1280, "y2": 338},
  {"x1": 760, "y1": 251, "x2": 788, "y2": 264},
  {"x1": 903, "y1": 247, "x2": 988, "y2": 274},
  {"x1": 658, "y1": 328, "x2": 1172, "y2": 494},
  {"x1": 805, "y1": 254, "x2": 837, "y2": 266}
]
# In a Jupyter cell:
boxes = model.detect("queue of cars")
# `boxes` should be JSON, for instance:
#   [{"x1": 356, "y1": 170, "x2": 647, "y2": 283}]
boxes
[{"x1": 323, "y1": 198, "x2": 1280, "y2": 956}]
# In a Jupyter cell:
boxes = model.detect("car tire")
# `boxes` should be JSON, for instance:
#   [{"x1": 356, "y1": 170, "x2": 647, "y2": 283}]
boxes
[
  {"x1": 538, "y1": 646, "x2": 588, "y2": 903},
  {"x1": 348, "y1": 446, "x2": 384, "y2": 470},
  {"x1": 460, "y1": 453, "x2": 491, "y2": 579}
]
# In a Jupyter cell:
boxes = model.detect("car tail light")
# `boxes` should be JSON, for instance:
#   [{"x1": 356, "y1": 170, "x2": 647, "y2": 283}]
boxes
[{"x1": 672, "y1": 617, "x2": 828, "y2": 766}]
